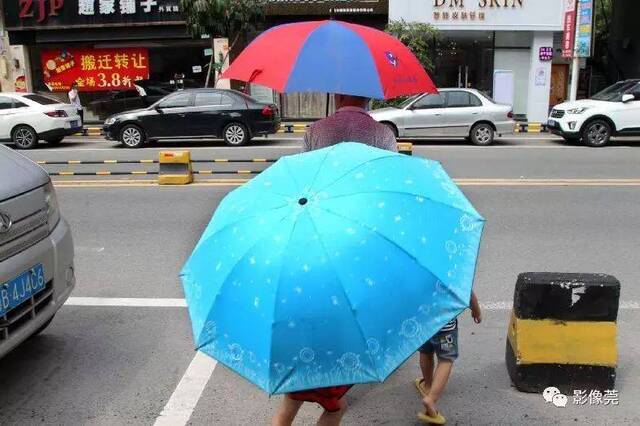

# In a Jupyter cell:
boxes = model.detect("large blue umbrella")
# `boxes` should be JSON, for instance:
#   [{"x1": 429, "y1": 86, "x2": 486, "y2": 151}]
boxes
[{"x1": 181, "y1": 142, "x2": 484, "y2": 394}]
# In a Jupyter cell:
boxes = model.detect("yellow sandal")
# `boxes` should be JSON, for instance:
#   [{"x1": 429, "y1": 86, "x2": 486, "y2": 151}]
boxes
[
  {"x1": 413, "y1": 378, "x2": 429, "y2": 398},
  {"x1": 417, "y1": 410, "x2": 446, "y2": 425}
]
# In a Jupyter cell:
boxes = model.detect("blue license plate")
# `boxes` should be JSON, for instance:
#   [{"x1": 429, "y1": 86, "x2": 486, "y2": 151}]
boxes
[
  {"x1": 0, "y1": 265, "x2": 45, "y2": 316},
  {"x1": 70, "y1": 120, "x2": 79, "y2": 128},
  {"x1": 547, "y1": 119, "x2": 557, "y2": 127}
]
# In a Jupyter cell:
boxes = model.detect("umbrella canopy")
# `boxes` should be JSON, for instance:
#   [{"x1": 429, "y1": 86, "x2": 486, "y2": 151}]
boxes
[
  {"x1": 181, "y1": 143, "x2": 484, "y2": 394},
  {"x1": 221, "y1": 20, "x2": 437, "y2": 99}
]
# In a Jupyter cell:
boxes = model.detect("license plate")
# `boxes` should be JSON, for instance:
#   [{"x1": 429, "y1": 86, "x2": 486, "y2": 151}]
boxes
[
  {"x1": 69, "y1": 120, "x2": 79, "y2": 128},
  {"x1": 0, "y1": 264, "x2": 46, "y2": 316},
  {"x1": 547, "y1": 119, "x2": 557, "y2": 127}
]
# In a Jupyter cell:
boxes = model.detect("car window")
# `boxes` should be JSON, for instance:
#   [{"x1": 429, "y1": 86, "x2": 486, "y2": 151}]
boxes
[
  {"x1": 412, "y1": 94, "x2": 445, "y2": 109},
  {"x1": 195, "y1": 92, "x2": 222, "y2": 106},
  {"x1": 23, "y1": 94, "x2": 60, "y2": 105},
  {"x1": 13, "y1": 101, "x2": 29, "y2": 108},
  {"x1": 220, "y1": 94, "x2": 234, "y2": 106},
  {"x1": 591, "y1": 81, "x2": 639, "y2": 102},
  {"x1": 469, "y1": 93, "x2": 483, "y2": 106},
  {"x1": 446, "y1": 91, "x2": 472, "y2": 108},
  {"x1": 0, "y1": 96, "x2": 14, "y2": 110},
  {"x1": 159, "y1": 92, "x2": 192, "y2": 108},
  {"x1": 626, "y1": 82, "x2": 640, "y2": 100}
]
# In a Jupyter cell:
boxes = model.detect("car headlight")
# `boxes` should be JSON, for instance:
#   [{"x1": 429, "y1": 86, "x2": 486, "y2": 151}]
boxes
[
  {"x1": 44, "y1": 181, "x2": 61, "y2": 233},
  {"x1": 567, "y1": 107, "x2": 589, "y2": 114},
  {"x1": 105, "y1": 117, "x2": 117, "y2": 125}
]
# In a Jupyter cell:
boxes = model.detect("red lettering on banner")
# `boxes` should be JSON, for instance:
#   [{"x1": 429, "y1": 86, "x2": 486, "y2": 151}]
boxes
[
  {"x1": 19, "y1": 0, "x2": 64, "y2": 23},
  {"x1": 19, "y1": 0, "x2": 34, "y2": 18}
]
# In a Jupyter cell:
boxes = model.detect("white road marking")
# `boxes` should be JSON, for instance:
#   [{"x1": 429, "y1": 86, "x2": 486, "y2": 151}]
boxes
[
  {"x1": 65, "y1": 297, "x2": 187, "y2": 307},
  {"x1": 154, "y1": 352, "x2": 217, "y2": 426},
  {"x1": 75, "y1": 246, "x2": 105, "y2": 253},
  {"x1": 63, "y1": 297, "x2": 639, "y2": 310}
]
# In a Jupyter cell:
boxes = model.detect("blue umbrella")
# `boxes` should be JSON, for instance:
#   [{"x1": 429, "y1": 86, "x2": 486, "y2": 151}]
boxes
[{"x1": 181, "y1": 142, "x2": 484, "y2": 394}]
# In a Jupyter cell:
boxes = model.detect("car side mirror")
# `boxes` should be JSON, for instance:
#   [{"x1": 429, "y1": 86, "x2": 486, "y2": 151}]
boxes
[
  {"x1": 154, "y1": 105, "x2": 164, "y2": 113},
  {"x1": 622, "y1": 94, "x2": 634, "y2": 103}
]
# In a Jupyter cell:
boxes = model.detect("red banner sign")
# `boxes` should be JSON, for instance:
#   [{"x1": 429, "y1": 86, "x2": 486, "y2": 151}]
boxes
[
  {"x1": 562, "y1": 0, "x2": 577, "y2": 58},
  {"x1": 41, "y1": 48, "x2": 150, "y2": 92}
]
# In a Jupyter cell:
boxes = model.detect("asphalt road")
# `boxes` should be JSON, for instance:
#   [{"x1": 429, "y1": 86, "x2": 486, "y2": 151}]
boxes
[{"x1": 1, "y1": 136, "x2": 639, "y2": 425}]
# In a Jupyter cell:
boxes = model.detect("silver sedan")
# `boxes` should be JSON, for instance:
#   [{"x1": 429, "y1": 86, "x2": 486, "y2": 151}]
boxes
[{"x1": 369, "y1": 88, "x2": 515, "y2": 145}]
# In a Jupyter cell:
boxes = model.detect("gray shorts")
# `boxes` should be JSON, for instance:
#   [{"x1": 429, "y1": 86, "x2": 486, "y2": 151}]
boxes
[{"x1": 418, "y1": 321, "x2": 459, "y2": 362}]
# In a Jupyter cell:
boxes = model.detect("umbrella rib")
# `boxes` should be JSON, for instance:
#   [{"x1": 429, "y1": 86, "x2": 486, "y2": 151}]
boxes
[
  {"x1": 194, "y1": 213, "x2": 293, "y2": 349},
  {"x1": 306, "y1": 211, "x2": 382, "y2": 382},
  {"x1": 267, "y1": 217, "x2": 302, "y2": 395},
  {"x1": 315, "y1": 206, "x2": 470, "y2": 310},
  {"x1": 324, "y1": 189, "x2": 483, "y2": 218}
]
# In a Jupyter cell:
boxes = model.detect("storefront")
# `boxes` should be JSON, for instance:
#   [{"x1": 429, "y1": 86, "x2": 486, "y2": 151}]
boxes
[
  {"x1": 2, "y1": 0, "x2": 209, "y2": 120},
  {"x1": 390, "y1": 0, "x2": 564, "y2": 122}
]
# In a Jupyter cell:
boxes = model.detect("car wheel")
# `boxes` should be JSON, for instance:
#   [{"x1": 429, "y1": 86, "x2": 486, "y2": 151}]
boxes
[
  {"x1": 12, "y1": 125, "x2": 38, "y2": 149},
  {"x1": 470, "y1": 123, "x2": 494, "y2": 146},
  {"x1": 582, "y1": 120, "x2": 611, "y2": 147},
  {"x1": 45, "y1": 137, "x2": 64, "y2": 145},
  {"x1": 119, "y1": 124, "x2": 146, "y2": 148},
  {"x1": 382, "y1": 122, "x2": 398, "y2": 138},
  {"x1": 223, "y1": 122, "x2": 249, "y2": 146}
]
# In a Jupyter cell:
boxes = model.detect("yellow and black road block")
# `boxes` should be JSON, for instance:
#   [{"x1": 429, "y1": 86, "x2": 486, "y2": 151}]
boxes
[
  {"x1": 397, "y1": 142, "x2": 413, "y2": 156},
  {"x1": 158, "y1": 151, "x2": 192, "y2": 185},
  {"x1": 506, "y1": 272, "x2": 619, "y2": 393}
]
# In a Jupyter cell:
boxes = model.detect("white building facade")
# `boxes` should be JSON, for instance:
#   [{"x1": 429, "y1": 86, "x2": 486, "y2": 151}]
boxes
[{"x1": 390, "y1": 0, "x2": 564, "y2": 122}]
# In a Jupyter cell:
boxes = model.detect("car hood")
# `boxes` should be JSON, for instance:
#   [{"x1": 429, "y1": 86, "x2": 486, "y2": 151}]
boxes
[
  {"x1": 0, "y1": 145, "x2": 49, "y2": 199},
  {"x1": 369, "y1": 107, "x2": 403, "y2": 119},
  {"x1": 553, "y1": 99, "x2": 611, "y2": 110}
]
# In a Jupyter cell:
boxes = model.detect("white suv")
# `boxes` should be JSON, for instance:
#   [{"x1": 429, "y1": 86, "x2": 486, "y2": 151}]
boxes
[{"x1": 547, "y1": 80, "x2": 640, "y2": 147}]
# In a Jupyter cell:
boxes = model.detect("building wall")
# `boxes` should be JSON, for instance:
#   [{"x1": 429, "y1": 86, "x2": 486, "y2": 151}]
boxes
[{"x1": 494, "y1": 32, "x2": 531, "y2": 116}]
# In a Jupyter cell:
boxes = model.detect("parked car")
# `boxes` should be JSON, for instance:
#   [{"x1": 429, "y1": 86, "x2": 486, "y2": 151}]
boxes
[
  {"x1": 369, "y1": 88, "x2": 515, "y2": 146},
  {"x1": 0, "y1": 93, "x2": 82, "y2": 149},
  {"x1": 0, "y1": 144, "x2": 75, "y2": 358},
  {"x1": 547, "y1": 79, "x2": 640, "y2": 147},
  {"x1": 88, "y1": 80, "x2": 177, "y2": 119},
  {"x1": 103, "y1": 89, "x2": 281, "y2": 147}
]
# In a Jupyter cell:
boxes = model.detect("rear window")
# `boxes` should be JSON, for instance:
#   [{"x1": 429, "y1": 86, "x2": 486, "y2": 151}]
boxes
[{"x1": 22, "y1": 94, "x2": 60, "y2": 105}]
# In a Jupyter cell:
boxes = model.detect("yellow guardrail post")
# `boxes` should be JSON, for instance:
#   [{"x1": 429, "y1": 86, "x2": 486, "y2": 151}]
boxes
[
  {"x1": 506, "y1": 272, "x2": 619, "y2": 394},
  {"x1": 158, "y1": 151, "x2": 193, "y2": 185},
  {"x1": 397, "y1": 142, "x2": 413, "y2": 156}
]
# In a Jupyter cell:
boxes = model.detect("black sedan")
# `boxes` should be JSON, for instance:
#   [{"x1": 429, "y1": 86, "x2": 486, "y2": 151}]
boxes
[{"x1": 102, "y1": 89, "x2": 281, "y2": 147}]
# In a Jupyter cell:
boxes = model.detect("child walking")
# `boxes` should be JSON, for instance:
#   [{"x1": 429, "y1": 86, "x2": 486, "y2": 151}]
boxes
[{"x1": 415, "y1": 291, "x2": 482, "y2": 424}]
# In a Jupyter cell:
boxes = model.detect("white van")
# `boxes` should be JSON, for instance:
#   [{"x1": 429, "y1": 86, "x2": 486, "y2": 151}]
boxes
[{"x1": 0, "y1": 144, "x2": 75, "y2": 358}]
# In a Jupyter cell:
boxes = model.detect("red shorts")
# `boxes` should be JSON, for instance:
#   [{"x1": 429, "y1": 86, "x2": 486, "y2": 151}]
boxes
[{"x1": 289, "y1": 385, "x2": 352, "y2": 412}]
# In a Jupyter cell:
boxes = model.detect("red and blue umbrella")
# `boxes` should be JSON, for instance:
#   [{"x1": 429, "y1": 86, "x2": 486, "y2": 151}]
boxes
[{"x1": 222, "y1": 20, "x2": 437, "y2": 99}]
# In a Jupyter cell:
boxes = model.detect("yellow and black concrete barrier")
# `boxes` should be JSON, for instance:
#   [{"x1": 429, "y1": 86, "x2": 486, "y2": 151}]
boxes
[
  {"x1": 397, "y1": 142, "x2": 413, "y2": 155},
  {"x1": 506, "y1": 272, "x2": 619, "y2": 393},
  {"x1": 158, "y1": 151, "x2": 193, "y2": 185}
]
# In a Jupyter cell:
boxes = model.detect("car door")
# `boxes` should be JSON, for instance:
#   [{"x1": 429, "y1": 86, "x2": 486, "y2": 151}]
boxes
[
  {"x1": 190, "y1": 91, "x2": 225, "y2": 136},
  {"x1": 0, "y1": 96, "x2": 21, "y2": 140},
  {"x1": 613, "y1": 83, "x2": 640, "y2": 133},
  {"x1": 442, "y1": 91, "x2": 484, "y2": 137},
  {"x1": 403, "y1": 93, "x2": 447, "y2": 137},
  {"x1": 143, "y1": 92, "x2": 194, "y2": 138}
]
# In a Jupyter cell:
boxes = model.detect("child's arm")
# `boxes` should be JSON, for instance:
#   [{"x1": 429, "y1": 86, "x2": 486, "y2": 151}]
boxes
[{"x1": 470, "y1": 291, "x2": 482, "y2": 324}]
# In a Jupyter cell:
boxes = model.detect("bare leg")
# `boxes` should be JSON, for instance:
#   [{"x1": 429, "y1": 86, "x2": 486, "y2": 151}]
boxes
[
  {"x1": 317, "y1": 399, "x2": 347, "y2": 426},
  {"x1": 272, "y1": 395, "x2": 304, "y2": 426},
  {"x1": 422, "y1": 359, "x2": 453, "y2": 416},
  {"x1": 419, "y1": 351, "x2": 434, "y2": 393}
]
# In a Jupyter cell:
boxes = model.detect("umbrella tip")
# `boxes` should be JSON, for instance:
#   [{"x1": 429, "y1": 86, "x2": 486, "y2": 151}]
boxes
[{"x1": 298, "y1": 197, "x2": 308, "y2": 206}]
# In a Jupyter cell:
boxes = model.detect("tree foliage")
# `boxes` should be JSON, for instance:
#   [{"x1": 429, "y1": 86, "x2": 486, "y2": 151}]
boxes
[{"x1": 180, "y1": 0, "x2": 265, "y2": 86}]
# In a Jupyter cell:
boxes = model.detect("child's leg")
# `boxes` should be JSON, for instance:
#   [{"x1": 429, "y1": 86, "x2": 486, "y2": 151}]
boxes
[
  {"x1": 419, "y1": 350, "x2": 434, "y2": 392},
  {"x1": 317, "y1": 399, "x2": 347, "y2": 426},
  {"x1": 272, "y1": 394, "x2": 304, "y2": 426},
  {"x1": 422, "y1": 359, "x2": 453, "y2": 416}
]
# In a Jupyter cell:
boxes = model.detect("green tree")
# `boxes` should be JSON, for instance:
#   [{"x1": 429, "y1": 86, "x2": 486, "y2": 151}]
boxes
[
  {"x1": 373, "y1": 20, "x2": 440, "y2": 108},
  {"x1": 180, "y1": 0, "x2": 265, "y2": 87}
]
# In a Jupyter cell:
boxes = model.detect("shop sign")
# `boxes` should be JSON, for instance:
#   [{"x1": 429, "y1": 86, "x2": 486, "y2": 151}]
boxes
[
  {"x1": 15, "y1": 75, "x2": 28, "y2": 92},
  {"x1": 265, "y1": 0, "x2": 388, "y2": 16},
  {"x1": 539, "y1": 47, "x2": 553, "y2": 61},
  {"x1": 41, "y1": 47, "x2": 150, "y2": 92},
  {"x1": 4, "y1": 1, "x2": 183, "y2": 30},
  {"x1": 561, "y1": 0, "x2": 577, "y2": 58},
  {"x1": 575, "y1": 0, "x2": 593, "y2": 58},
  {"x1": 390, "y1": 0, "x2": 563, "y2": 32}
]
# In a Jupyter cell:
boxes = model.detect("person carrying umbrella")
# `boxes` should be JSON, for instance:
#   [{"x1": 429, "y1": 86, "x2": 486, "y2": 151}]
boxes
[{"x1": 181, "y1": 20, "x2": 483, "y2": 426}]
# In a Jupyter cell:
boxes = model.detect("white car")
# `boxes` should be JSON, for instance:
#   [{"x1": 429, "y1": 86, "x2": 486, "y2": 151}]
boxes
[
  {"x1": 369, "y1": 88, "x2": 515, "y2": 146},
  {"x1": 547, "y1": 79, "x2": 640, "y2": 147},
  {"x1": 1, "y1": 144, "x2": 75, "y2": 358},
  {"x1": 0, "y1": 93, "x2": 82, "y2": 149}
]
